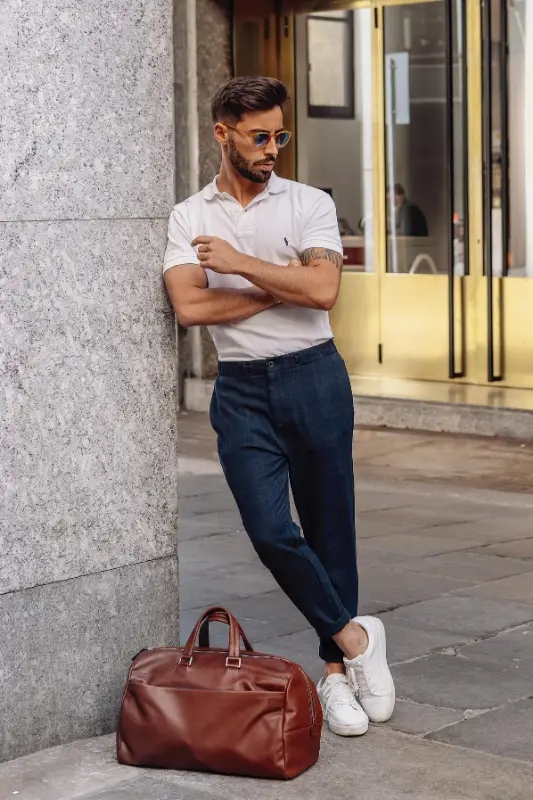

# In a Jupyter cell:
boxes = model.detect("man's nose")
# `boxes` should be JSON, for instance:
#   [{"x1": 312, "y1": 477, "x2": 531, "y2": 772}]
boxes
[{"x1": 264, "y1": 136, "x2": 278, "y2": 157}]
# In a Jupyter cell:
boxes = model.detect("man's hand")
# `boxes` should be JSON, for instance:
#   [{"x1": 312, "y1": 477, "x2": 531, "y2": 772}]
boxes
[{"x1": 192, "y1": 236, "x2": 244, "y2": 274}]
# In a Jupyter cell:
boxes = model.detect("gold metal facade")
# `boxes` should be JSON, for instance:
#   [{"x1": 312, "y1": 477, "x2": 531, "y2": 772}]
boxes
[{"x1": 233, "y1": 1, "x2": 533, "y2": 398}]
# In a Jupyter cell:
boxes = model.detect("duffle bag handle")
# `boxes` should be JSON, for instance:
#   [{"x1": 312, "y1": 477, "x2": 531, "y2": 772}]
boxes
[
  {"x1": 179, "y1": 606, "x2": 253, "y2": 668},
  {"x1": 198, "y1": 610, "x2": 254, "y2": 652}
]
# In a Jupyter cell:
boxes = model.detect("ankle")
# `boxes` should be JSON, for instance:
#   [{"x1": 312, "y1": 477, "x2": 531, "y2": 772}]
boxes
[
  {"x1": 324, "y1": 662, "x2": 346, "y2": 679},
  {"x1": 334, "y1": 621, "x2": 369, "y2": 661}
]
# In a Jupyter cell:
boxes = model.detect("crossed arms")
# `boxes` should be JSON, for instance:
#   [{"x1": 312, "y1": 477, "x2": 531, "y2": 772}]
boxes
[{"x1": 164, "y1": 242, "x2": 344, "y2": 328}]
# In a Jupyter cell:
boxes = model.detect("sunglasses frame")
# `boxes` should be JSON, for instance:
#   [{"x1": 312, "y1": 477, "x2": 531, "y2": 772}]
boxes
[{"x1": 223, "y1": 123, "x2": 292, "y2": 150}]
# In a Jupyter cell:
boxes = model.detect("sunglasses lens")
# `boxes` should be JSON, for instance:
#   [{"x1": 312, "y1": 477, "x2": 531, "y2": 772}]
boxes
[
  {"x1": 276, "y1": 132, "x2": 291, "y2": 148},
  {"x1": 253, "y1": 133, "x2": 270, "y2": 148}
]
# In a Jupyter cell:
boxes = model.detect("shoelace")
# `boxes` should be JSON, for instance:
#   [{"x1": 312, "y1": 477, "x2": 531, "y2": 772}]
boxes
[
  {"x1": 327, "y1": 681, "x2": 360, "y2": 713},
  {"x1": 347, "y1": 661, "x2": 374, "y2": 697}
]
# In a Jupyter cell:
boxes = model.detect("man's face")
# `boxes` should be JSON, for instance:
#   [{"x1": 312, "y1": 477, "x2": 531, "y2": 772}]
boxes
[
  {"x1": 220, "y1": 107, "x2": 285, "y2": 184},
  {"x1": 394, "y1": 191, "x2": 404, "y2": 208}
]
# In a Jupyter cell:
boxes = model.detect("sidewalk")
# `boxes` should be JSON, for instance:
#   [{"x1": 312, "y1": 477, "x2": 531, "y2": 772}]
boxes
[{"x1": 2, "y1": 415, "x2": 533, "y2": 799}]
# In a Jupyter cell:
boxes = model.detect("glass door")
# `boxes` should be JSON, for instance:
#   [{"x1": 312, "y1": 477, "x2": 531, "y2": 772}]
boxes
[
  {"x1": 288, "y1": 2, "x2": 380, "y2": 374},
  {"x1": 481, "y1": 0, "x2": 533, "y2": 388},
  {"x1": 379, "y1": 0, "x2": 469, "y2": 381},
  {"x1": 233, "y1": 0, "x2": 474, "y2": 384}
]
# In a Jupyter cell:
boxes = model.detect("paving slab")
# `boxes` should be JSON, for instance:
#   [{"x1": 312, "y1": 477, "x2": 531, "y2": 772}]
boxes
[
  {"x1": 178, "y1": 531, "x2": 256, "y2": 568},
  {"x1": 380, "y1": 595, "x2": 533, "y2": 640},
  {"x1": 179, "y1": 474, "x2": 228, "y2": 498},
  {"x1": 180, "y1": 590, "x2": 310, "y2": 644},
  {"x1": 392, "y1": 649, "x2": 533, "y2": 709},
  {"x1": 457, "y1": 571, "x2": 533, "y2": 603},
  {"x1": 366, "y1": 504, "x2": 491, "y2": 528},
  {"x1": 179, "y1": 562, "x2": 278, "y2": 610},
  {"x1": 181, "y1": 508, "x2": 241, "y2": 531},
  {"x1": 383, "y1": 623, "x2": 464, "y2": 664},
  {"x1": 81, "y1": 776, "x2": 217, "y2": 800},
  {"x1": 357, "y1": 517, "x2": 422, "y2": 539},
  {"x1": 428, "y1": 698, "x2": 533, "y2": 762},
  {"x1": 0, "y1": 735, "x2": 135, "y2": 800},
  {"x1": 181, "y1": 493, "x2": 239, "y2": 517},
  {"x1": 359, "y1": 566, "x2": 470, "y2": 611},
  {"x1": 420, "y1": 516, "x2": 533, "y2": 544},
  {"x1": 395, "y1": 551, "x2": 533, "y2": 583},
  {"x1": 457, "y1": 623, "x2": 533, "y2": 664},
  {"x1": 353, "y1": 492, "x2": 411, "y2": 513},
  {"x1": 356, "y1": 547, "x2": 413, "y2": 570},
  {"x1": 5, "y1": 727, "x2": 533, "y2": 800},
  {"x1": 149, "y1": 727, "x2": 533, "y2": 800},
  {"x1": 178, "y1": 517, "x2": 243, "y2": 542},
  {"x1": 360, "y1": 531, "x2": 484, "y2": 556},
  {"x1": 388, "y1": 700, "x2": 464, "y2": 736},
  {"x1": 472, "y1": 538, "x2": 533, "y2": 559},
  {"x1": 254, "y1": 628, "x2": 323, "y2": 682}
]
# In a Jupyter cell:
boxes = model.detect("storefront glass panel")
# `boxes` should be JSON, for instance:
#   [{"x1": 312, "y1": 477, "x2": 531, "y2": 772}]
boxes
[{"x1": 294, "y1": 8, "x2": 375, "y2": 272}]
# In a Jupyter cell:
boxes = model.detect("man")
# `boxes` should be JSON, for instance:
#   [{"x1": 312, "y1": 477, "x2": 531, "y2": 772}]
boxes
[
  {"x1": 393, "y1": 183, "x2": 429, "y2": 237},
  {"x1": 163, "y1": 76, "x2": 395, "y2": 737}
]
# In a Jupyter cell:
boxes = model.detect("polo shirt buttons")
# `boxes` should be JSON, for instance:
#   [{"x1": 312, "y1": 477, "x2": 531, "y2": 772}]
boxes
[{"x1": 267, "y1": 360, "x2": 274, "y2": 369}]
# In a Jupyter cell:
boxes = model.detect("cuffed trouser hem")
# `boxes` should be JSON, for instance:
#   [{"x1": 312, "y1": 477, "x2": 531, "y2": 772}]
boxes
[
  {"x1": 319, "y1": 610, "x2": 354, "y2": 663},
  {"x1": 317, "y1": 609, "x2": 351, "y2": 643},
  {"x1": 319, "y1": 643, "x2": 346, "y2": 664}
]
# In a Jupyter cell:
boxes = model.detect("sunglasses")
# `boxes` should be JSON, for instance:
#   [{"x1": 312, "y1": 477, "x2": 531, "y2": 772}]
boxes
[{"x1": 224, "y1": 124, "x2": 292, "y2": 150}]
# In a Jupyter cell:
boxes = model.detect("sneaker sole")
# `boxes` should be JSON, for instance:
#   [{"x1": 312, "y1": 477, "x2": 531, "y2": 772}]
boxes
[
  {"x1": 328, "y1": 719, "x2": 369, "y2": 737},
  {"x1": 355, "y1": 616, "x2": 396, "y2": 723}
]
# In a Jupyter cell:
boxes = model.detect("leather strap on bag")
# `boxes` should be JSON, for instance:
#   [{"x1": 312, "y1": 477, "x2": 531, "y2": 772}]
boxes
[
  {"x1": 198, "y1": 611, "x2": 254, "y2": 652},
  {"x1": 180, "y1": 607, "x2": 250, "y2": 666}
]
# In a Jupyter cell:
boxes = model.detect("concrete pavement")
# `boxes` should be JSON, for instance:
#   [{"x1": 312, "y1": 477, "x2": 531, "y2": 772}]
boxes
[{"x1": 2, "y1": 414, "x2": 533, "y2": 799}]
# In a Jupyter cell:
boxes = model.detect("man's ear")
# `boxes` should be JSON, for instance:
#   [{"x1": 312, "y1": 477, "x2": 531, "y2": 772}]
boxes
[{"x1": 214, "y1": 123, "x2": 228, "y2": 146}]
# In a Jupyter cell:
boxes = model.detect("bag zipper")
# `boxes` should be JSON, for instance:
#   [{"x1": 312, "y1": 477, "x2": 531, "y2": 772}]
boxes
[{"x1": 299, "y1": 667, "x2": 318, "y2": 728}]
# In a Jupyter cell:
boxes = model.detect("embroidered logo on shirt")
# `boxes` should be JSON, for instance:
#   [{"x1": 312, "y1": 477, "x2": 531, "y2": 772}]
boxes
[{"x1": 284, "y1": 237, "x2": 289, "y2": 246}]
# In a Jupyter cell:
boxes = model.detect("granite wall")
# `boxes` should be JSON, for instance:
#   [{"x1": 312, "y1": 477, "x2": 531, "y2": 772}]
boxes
[
  {"x1": 197, "y1": 0, "x2": 233, "y2": 379},
  {"x1": 174, "y1": 0, "x2": 232, "y2": 385},
  {"x1": 0, "y1": 0, "x2": 179, "y2": 761}
]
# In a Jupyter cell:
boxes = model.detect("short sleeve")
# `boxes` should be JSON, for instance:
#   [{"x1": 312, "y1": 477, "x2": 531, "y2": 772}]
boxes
[
  {"x1": 163, "y1": 204, "x2": 200, "y2": 274},
  {"x1": 299, "y1": 192, "x2": 343, "y2": 255}
]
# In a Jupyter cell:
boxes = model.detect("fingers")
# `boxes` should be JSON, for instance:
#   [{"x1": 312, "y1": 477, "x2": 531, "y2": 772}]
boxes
[
  {"x1": 288, "y1": 258, "x2": 303, "y2": 267},
  {"x1": 192, "y1": 236, "x2": 213, "y2": 246}
]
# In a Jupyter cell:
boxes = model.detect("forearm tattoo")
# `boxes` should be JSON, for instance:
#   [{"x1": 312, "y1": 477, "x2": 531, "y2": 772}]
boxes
[{"x1": 300, "y1": 247, "x2": 344, "y2": 270}]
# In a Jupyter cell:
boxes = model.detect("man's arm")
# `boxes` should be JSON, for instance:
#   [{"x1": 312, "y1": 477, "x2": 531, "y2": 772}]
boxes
[
  {"x1": 234, "y1": 247, "x2": 343, "y2": 311},
  {"x1": 164, "y1": 264, "x2": 278, "y2": 328},
  {"x1": 193, "y1": 237, "x2": 343, "y2": 311},
  {"x1": 192, "y1": 192, "x2": 344, "y2": 311}
]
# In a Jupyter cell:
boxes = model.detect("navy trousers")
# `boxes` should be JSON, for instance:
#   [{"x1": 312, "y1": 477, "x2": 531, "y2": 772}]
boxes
[{"x1": 210, "y1": 340, "x2": 358, "y2": 663}]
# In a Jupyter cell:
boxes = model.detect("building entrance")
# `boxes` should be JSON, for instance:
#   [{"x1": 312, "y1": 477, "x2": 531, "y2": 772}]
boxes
[{"x1": 233, "y1": 0, "x2": 533, "y2": 393}]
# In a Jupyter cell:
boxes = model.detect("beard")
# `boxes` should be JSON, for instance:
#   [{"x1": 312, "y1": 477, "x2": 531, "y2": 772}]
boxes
[{"x1": 228, "y1": 138, "x2": 275, "y2": 184}]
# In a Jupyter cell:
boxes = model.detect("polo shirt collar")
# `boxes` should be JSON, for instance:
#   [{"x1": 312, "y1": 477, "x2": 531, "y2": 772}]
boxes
[{"x1": 203, "y1": 172, "x2": 287, "y2": 201}]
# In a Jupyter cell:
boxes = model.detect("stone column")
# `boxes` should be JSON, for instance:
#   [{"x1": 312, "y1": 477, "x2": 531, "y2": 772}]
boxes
[{"x1": 0, "y1": 0, "x2": 179, "y2": 761}]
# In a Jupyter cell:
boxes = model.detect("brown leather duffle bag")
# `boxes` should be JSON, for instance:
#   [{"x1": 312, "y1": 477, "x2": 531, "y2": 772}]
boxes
[{"x1": 116, "y1": 606, "x2": 323, "y2": 780}]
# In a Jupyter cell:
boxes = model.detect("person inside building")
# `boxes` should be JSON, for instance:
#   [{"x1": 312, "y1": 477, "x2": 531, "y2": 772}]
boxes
[
  {"x1": 163, "y1": 76, "x2": 395, "y2": 738},
  {"x1": 392, "y1": 183, "x2": 429, "y2": 237}
]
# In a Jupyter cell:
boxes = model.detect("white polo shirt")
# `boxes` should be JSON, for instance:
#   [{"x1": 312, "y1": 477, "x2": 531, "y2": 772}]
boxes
[{"x1": 163, "y1": 172, "x2": 343, "y2": 362}]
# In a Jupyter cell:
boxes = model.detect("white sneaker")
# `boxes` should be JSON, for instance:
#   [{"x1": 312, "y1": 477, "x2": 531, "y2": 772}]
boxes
[
  {"x1": 344, "y1": 616, "x2": 396, "y2": 723},
  {"x1": 317, "y1": 673, "x2": 369, "y2": 736}
]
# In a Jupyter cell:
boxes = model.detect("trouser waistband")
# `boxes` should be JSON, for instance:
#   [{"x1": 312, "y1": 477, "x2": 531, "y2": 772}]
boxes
[{"x1": 217, "y1": 340, "x2": 336, "y2": 377}]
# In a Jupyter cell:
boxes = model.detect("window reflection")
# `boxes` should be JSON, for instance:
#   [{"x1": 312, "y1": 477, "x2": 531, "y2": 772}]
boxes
[
  {"x1": 384, "y1": 1, "x2": 467, "y2": 276},
  {"x1": 487, "y1": 0, "x2": 531, "y2": 277},
  {"x1": 295, "y1": 8, "x2": 374, "y2": 272}
]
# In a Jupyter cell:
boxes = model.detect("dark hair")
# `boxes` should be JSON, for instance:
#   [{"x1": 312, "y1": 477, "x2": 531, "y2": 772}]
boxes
[
  {"x1": 394, "y1": 183, "x2": 406, "y2": 197},
  {"x1": 211, "y1": 77, "x2": 290, "y2": 124}
]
